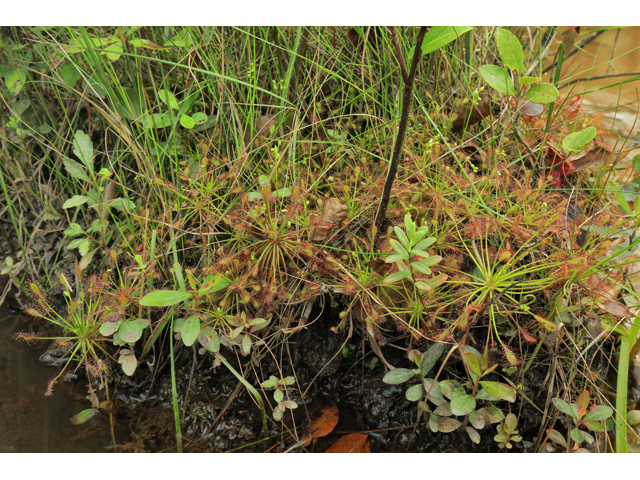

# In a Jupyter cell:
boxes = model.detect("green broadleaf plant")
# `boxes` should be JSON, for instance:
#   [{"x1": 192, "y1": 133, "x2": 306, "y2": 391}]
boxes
[
  {"x1": 549, "y1": 390, "x2": 614, "y2": 450},
  {"x1": 478, "y1": 29, "x2": 558, "y2": 106},
  {"x1": 383, "y1": 213, "x2": 442, "y2": 290},
  {"x1": 562, "y1": 127, "x2": 597, "y2": 154},
  {"x1": 421, "y1": 27, "x2": 473, "y2": 55}
]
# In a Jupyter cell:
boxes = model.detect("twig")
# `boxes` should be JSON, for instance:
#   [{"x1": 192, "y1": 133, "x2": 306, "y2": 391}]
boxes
[
  {"x1": 375, "y1": 26, "x2": 428, "y2": 227},
  {"x1": 542, "y1": 30, "x2": 605, "y2": 75},
  {"x1": 210, "y1": 381, "x2": 244, "y2": 433},
  {"x1": 389, "y1": 27, "x2": 408, "y2": 83},
  {"x1": 559, "y1": 71, "x2": 640, "y2": 89}
]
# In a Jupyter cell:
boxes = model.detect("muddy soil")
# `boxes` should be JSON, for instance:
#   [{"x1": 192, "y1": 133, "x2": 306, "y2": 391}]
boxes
[{"x1": 93, "y1": 302, "x2": 552, "y2": 453}]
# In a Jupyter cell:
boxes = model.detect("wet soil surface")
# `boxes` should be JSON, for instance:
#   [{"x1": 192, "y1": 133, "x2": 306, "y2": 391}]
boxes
[{"x1": 101, "y1": 303, "x2": 548, "y2": 453}]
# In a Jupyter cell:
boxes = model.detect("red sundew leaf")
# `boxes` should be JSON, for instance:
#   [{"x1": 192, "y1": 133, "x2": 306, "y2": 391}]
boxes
[{"x1": 325, "y1": 433, "x2": 371, "y2": 453}]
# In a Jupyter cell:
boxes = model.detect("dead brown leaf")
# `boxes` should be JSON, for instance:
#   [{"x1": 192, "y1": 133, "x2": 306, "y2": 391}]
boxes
[
  {"x1": 325, "y1": 433, "x2": 371, "y2": 453},
  {"x1": 309, "y1": 198, "x2": 348, "y2": 242},
  {"x1": 451, "y1": 91, "x2": 491, "y2": 134},
  {"x1": 567, "y1": 144, "x2": 615, "y2": 172},
  {"x1": 302, "y1": 400, "x2": 340, "y2": 446}
]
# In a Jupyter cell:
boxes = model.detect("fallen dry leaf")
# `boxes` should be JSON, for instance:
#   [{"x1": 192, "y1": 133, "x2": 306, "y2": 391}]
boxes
[
  {"x1": 566, "y1": 144, "x2": 614, "y2": 172},
  {"x1": 451, "y1": 91, "x2": 491, "y2": 134},
  {"x1": 282, "y1": 400, "x2": 340, "y2": 452},
  {"x1": 325, "y1": 433, "x2": 371, "y2": 453},
  {"x1": 309, "y1": 198, "x2": 348, "y2": 242},
  {"x1": 302, "y1": 400, "x2": 340, "y2": 446},
  {"x1": 597, "y1": 301, "x2": 633, "y2": 318}
]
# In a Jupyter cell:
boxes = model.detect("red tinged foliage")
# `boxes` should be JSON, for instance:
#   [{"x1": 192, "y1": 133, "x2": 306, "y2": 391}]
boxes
[{"x1": 325, "y1": 433, "x2": 371, "y2": 453}]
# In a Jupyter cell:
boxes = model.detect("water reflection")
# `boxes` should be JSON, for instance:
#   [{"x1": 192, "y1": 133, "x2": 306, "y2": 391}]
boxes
[
  {"x1": 0, "y1": 307, "x2": 123, "y2": 452},
  {"x1": 554, "y1": 26, "x2": 640, "y2": 137}
]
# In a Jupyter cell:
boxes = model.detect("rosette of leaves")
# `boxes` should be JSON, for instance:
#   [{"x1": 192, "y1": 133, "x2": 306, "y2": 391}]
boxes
[
  {"x1": 428, "y1": 347, "x2": 517, "y2": 444},
  {"x1": 62, "y1": 130, "x2": 135, "y2": 267},
  {"x1": 260, "y1": 375, "x2": 298, "y2": 421},
  {"x1": 383, "y1": 213, "x2": 443, "y2": 291},
  {"x1": 384, "y1": 344, "x2": 518, "y2": 444},
  {"x1": 548, "y1": 390, "x2": 615, "y2": 451},
  {"x1": 100, "y1": 317, "x2": 150, "y2": 375},
  {"x1": 382, "y1": 342, "x2": 445, "y2": 402},
  {"x1": 224, "y1": 311, "x2": 271, "y2": 355},
  {"x1": 494, "y1": 413, "x2": 522, "y2": 449}
]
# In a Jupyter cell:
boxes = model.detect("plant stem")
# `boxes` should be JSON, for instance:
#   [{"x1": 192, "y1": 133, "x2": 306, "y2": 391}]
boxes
[
  {"x1": 375, "y1": 26, "x2": 428, "y2": 228},
  {"x1": 615, "y1": 315, "x2": 640, "y2": 453},
  {"x1": 169, "y1": 317, "x2": 183, "y2": 453},
  {"x1": 389, "y1": 27, "x2": 408, "y2": 83},
  {"x1": 218, "y1": 354, "x2": 268, "y2": 435}
]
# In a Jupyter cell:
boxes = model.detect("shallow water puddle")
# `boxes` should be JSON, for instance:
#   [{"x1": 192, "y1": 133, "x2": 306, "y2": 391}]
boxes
[{"x1": 0, "y1": 307, "x2": 125, "y2": 452}]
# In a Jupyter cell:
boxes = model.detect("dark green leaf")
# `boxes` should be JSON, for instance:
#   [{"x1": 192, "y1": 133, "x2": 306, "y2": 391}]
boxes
[
  {"x1": 582, "y1": 405, "x2": 614, "y2": 422},
  {"x1": 63, "y1": 157, "x2": 90, "y2": 182},
  {"x1": 563, "y1": 127, "x2": 597, "y2": 154},
  {"x1": 180, "y1": 114, "x2": 195, "y2": 129},
  {"x1": 547, "y1": 428, "x2": 567, "y2": 448},
  {"x1": 438, "y1": 379, "x2": 459, "y2": 399},
  {"x1": 382, "y1": 368, "x2": 416, "y2": 385},
  {"x1": 518, "y1": 76, "x2": 541, "y2": 86},
  {"x1": 423, "y1": 378, "x2": 444, "y2": 401},
  {"x1": 526, "y1": 83, "x2": 559, "y2": 104},
  {"x1": 569, "y1": 427, "x2": 585, "y2": 444},
  {"x1": 450, "y1": 393, "x2": 476, "y2": 416},
  {"x1": 463, "y1": 351, "x2": 482, "y2": 376},
  {"x1": 62, "y1": 195, "x2": 89, "y2": 209},
  {"x1": 118, "y1": 320, "x2": 145, "y2": 343},
  {"x1": 73, "y1": 130, "x2": 94, "y2": 173},
  {"x1": 198, "y1": 275, "x2": 231, "y2": 295},
  {"x1": 63, "y1": 223, "x2": 83, "y2": 237},
  {"x1": 60, "y1": 62, "x2": 82, "y2": 88},
  {"x1": 192, "y1": 112, "x2": 207, "y2": 125},
  {"x1": 181, "y1": 315, "x2": 201, "y2": 347},
  {"x1": 158, "y1": 89, "x2": 179, "y2": 110},
  {"x1": 420, "y1": 342, "x2": 444, "y2": 376},
  {"x1": 406, "y1": 383, "x2": 423, "y2": 401},
  {"x1": 433, "y1": 402, "x2": 452, "y2": 416},
  {"x1": 552, "y1": 398, "x2": 579, "y2": 422}
]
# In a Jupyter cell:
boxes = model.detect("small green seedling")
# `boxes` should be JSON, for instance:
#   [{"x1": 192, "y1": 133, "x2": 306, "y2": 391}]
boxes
[
  {"x1": 494, "y1": 413, "x2": 522, "y2": 449},
  {"x1": 549, "y1": 390, "x2": 614, "y2": 450},
  {"x1": 260, "y1": 375, "x2": 298, "y2": 421},
  {"x1": 383, "y1": 213, "x2": 443, "y2": 291}
]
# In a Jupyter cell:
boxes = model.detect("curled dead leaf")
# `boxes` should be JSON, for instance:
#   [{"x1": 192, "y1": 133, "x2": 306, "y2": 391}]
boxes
[
  {"x1": 566, "y1": 144, "x2": 614, "y2": 172},
  {"x1": 597, "y1": 301, "x2": 633, "y2": 318},
  {"x1": 325, "y1": 433, "x2": 371, "y2": 453},
  {"x1": 451, "y1": 91, "x2": 491, "y2": 134},
  {"x1": 520, "y1": 100, "x2": 544, "y2": 117},
  {"x1": 309, "y1": 198, "x2": 348, "y2": 242}
]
